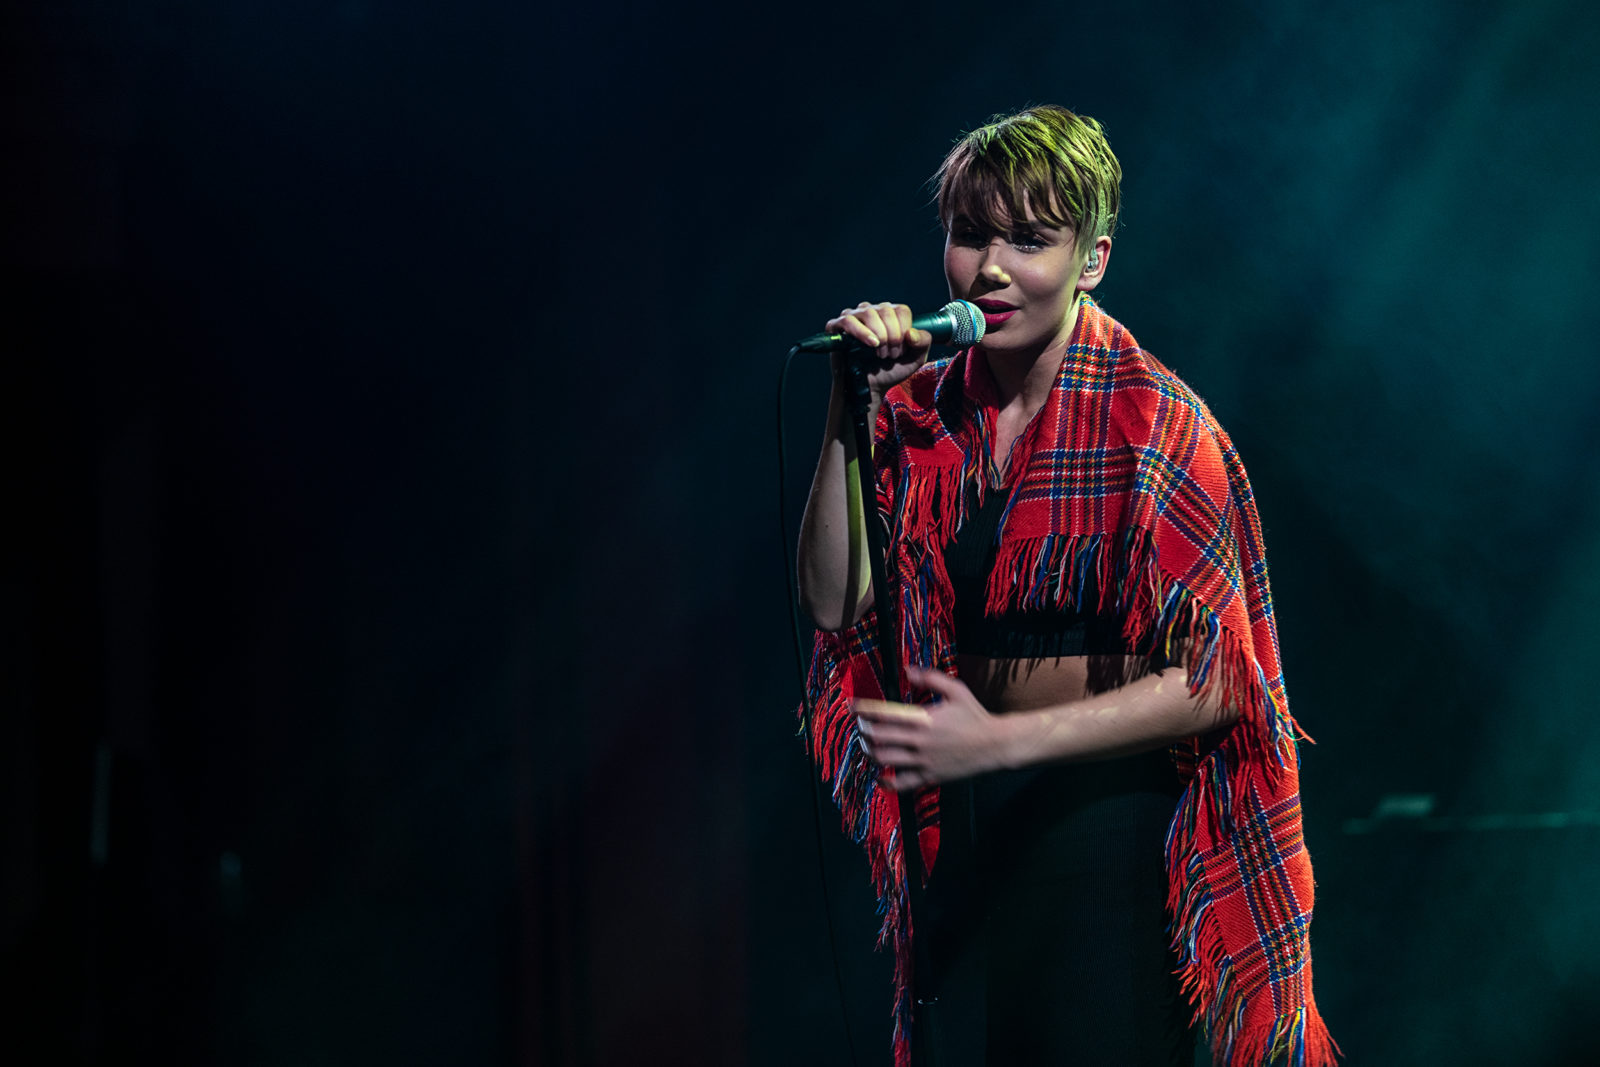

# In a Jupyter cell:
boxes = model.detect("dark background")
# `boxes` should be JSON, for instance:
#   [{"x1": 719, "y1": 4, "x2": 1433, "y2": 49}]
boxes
[{"x1": 7, "y1": 1, "x2": 1600, "y2": 1064}]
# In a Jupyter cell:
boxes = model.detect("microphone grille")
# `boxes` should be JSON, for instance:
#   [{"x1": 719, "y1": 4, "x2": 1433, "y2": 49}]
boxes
[{"x1": 944, "y1": 300, "x2": 985, "y2": 346}]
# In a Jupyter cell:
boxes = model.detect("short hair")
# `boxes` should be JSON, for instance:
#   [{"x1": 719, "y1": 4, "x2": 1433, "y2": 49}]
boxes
[{"x1": 934, "y1": 105, "x2": 1122, "y2": 254}]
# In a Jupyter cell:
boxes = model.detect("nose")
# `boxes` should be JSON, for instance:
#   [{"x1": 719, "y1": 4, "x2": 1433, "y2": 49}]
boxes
[{"x1": 979, "y1": 238, "x2": 1012, "y2": 287}]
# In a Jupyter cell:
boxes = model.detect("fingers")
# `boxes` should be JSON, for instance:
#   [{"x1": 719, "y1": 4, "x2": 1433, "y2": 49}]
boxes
[
  {"x1": 823, "y1": 302, "x2": 920, "y2": 355},
  {"x1": 825, "y1": 304, "x2": 883, "y2": 348},
  {"x1": 890, "y1": 305, "x2": 912, "y2": 349},
  {"x1": 861, "y1": 739, "x2": 920, "y2": 767},
  {"x1": 889, "y1": 310, "x2": 933, "y2": 354},
  {"x1": 854, "y1": 701, "x2": 931, "y2": 787},
  {"x1": 853, "y1": 697, "x2": 928, "y2": 725},
  {"x1": 904, "y1": 664, "x2": 970, "y2": 702},
  {"x1": 875, "y1": 303, "x2": 905, "y2": 349},
  {"x1": 855, "y1": 713, "x2": 921, "y2": 749},
  {"x1": 858, "y1": 728, "x2": 925, "y2": 788},
  {"x1": 822, "y1": 301, "x2": 933, "y2": 396},
  {"x1": 854, "y1": 669, "x2": 985, "y2": 794}
]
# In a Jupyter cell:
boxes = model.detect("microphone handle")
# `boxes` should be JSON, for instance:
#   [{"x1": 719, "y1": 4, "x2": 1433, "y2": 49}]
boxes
[{"x1": 794, "y1": 308, "x2": 965, "y2": 354}]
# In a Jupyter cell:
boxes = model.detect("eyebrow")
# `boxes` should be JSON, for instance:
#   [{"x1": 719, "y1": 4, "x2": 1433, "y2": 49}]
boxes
[{"x1": 951, "y1": 214, "x2": 1056, "y2": 234}]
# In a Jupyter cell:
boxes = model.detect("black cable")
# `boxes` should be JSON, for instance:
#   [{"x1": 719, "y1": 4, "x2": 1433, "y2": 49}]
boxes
[{"x1": 777, "y1": 344, "x2": 862, "y2": 1067}]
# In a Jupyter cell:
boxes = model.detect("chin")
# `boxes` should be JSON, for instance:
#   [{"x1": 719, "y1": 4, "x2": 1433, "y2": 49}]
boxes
[{"x1": 980, "y1": 330, "x2": 1026, "y2": 348}]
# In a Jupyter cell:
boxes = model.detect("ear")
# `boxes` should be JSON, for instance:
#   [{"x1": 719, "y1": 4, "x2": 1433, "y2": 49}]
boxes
[{"x1": 1076, "y1": 235, "x2": 1113, "y2": 292}]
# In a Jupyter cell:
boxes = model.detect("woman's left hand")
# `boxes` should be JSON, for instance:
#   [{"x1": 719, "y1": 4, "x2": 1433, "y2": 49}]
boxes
[{"x1": 853, "y1": 665, "x2": 1014, "y2": 792}]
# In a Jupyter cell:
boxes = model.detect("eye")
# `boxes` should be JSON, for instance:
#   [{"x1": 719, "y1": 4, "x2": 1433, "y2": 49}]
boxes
[
  {"x1": 952, "y1": 226, "x2": 987, "y2": 247},
  {"x1": 1010, "y1": 231, "x2": 1045, "y2": 250}
]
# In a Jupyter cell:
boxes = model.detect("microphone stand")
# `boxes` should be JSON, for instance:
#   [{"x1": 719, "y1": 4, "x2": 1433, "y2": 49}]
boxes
[{"x1": 840, "y1": 351, "x2": 942, "y2": 1065}]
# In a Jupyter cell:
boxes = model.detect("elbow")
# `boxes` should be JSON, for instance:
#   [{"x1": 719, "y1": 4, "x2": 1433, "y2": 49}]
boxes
[
  {"x1": 796, "y1": 573, "x2": 845, "y2": 632},
  {"x1": 798, "y1": 587, "x2": 871, "y2": 634},
  {"x1": 796, "y1": 558, "x2": 872, "y2": 633},
  {"x1": 1209, "y1": 701, "x2": 1243, "y2": 732},
  {"x1": 800, "y1": 598, "x2": 846, "y2": 634},
  {"x1": 1193, "y1": 687, "x2": 1242, "y2": 734},
  {"x1": 796, "y1": 566, "x2": 840, "y2": 632},
  {"x1": 799, "y1": 596, "x2": 859, "y2": 634},
  {"x1": 1159, "y1": 667, "x2": 1239, "y2": 734}
]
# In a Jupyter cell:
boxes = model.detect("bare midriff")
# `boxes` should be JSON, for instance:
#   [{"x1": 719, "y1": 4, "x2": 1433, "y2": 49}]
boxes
[{"x1": 957, "y1": 652, "x2": 1097, "y2": 714}]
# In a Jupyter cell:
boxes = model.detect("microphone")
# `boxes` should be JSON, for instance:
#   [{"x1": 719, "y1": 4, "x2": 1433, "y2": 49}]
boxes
[{"x1": 794, "y1": 300, "x2": 985, "y2": 353}]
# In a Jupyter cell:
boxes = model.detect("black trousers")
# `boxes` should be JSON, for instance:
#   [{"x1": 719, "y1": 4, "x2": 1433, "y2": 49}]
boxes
[{"x1": 914, "y1": 749, "x2": 1196, "y2": 1066}]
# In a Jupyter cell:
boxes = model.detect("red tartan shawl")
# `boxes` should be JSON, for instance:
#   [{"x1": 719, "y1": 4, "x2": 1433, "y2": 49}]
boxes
[{"x1": 802, "y1": 295, "x2": 1336, "y2": 1067}]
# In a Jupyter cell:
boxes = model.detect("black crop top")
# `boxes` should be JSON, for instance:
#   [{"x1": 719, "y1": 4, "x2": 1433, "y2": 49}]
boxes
[{"x1": 944, "y1": 481, "x2": 1136, "y2": 659}]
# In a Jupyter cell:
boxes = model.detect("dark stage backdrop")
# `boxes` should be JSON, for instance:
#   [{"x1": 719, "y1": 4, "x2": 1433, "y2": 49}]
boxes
[{"x1": 8, "y1": 1, "x2": 1600, "y2": 1064}]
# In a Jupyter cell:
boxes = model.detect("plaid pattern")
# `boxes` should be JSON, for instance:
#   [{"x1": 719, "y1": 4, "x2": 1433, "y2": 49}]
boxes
[{"x1": 802, "y1": 295, "x2": 1335, "y2": 1066}]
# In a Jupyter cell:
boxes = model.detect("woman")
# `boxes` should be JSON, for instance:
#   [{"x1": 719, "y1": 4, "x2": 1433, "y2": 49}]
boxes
[{"x1": 796, "y1": 106, "x2": 1335, "y2": 1067}]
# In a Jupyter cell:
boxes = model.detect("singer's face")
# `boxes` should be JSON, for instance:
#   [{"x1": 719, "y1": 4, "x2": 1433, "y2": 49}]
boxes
[{"x1": 943, "y1": 203, "x2": 1100, "y2": 355}]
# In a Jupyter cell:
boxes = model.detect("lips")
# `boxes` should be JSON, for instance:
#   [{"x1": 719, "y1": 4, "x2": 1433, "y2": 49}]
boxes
[{"x1": 974, "y1": 299, "x2": 1017, "y2": 330}]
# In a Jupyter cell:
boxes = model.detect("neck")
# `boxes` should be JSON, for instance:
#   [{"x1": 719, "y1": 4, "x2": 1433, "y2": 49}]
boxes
[{"x1": 981, "y1": 296, "x2": 1083, "y2": 414}]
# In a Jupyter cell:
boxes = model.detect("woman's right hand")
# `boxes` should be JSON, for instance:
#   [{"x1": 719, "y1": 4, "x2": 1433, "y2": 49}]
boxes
[{"x1": 826, "y1": 302, "x2": 933, "y2": 397}]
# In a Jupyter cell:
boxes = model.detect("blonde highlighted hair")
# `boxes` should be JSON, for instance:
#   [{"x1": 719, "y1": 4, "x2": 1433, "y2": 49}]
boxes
[{"x1": 934, "y1": 105, "x2": 1122, "y2": 254}]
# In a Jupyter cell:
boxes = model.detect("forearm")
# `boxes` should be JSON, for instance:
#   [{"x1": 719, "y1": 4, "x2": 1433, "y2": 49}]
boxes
[
  {"x1": 796, "y1": 379, "x2": 881, "y2": 631},
  {"x1": 995, "y1": 669, "x2": 1239, "y2": 768}
]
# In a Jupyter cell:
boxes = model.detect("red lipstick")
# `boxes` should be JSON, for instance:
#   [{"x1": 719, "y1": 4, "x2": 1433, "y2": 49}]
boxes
[{"x1": 974, "y1": 300, "x2": 1017, "y2": 329}]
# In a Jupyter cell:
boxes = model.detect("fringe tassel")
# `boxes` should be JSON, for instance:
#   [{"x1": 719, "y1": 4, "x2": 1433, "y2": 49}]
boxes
[
  {"x1": 802, "y1": 623, "x2": 918, "y2": 1063},
  {"x1": 1165, "y1": 748, "x2": 1340, "y2": 1067}
]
